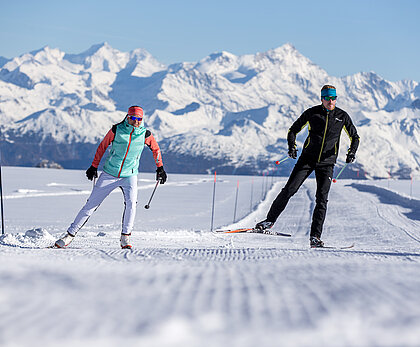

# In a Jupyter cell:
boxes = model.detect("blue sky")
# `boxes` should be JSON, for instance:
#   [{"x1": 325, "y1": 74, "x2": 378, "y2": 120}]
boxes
[{"x1": 1, "y1": 0, "x2": 419, "y2": 81}]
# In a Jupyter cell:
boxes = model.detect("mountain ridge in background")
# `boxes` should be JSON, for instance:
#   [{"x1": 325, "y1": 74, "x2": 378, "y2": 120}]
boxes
[{"x1": 0, "y1": 42, "x2": 419, "y2": 178}]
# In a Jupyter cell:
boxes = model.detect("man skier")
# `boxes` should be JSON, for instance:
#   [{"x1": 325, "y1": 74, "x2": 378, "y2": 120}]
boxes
[
  {"x1": 55, "y1": 105, "x2": 167, "y2": 249},
  {"x1": 255, "y1": 85, "x2": 359, "y2": 247}
]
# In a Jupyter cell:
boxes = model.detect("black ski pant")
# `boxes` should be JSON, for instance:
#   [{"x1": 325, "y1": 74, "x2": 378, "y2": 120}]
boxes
[{"x1": 266, "y1": 158, "x2": 334, "y2": 239}]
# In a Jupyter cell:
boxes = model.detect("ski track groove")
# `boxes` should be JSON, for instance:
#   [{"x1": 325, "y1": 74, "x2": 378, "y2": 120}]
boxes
[
  {"x1": 30, "y1": 246, "x2": 420, "y2": 263},
  {"x1": 1, "y1": 248, "x2": 420, "y2": 344}
]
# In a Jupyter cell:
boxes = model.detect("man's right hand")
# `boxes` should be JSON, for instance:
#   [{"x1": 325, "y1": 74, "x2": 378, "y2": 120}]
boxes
[
  {"x1": 346, "y1": 151, "x2": 356, "y2": 163},
  {"x1": 288, "y1": 147, "x2": 297, "y2": 159},
  {"x1": 86, "y1": 165, "x2": 98, "y2": 181}
]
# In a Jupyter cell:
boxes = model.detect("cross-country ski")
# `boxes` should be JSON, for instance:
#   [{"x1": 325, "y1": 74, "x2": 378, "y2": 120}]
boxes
[
  {"x1": 216, "y1": 228, "x2": 292, "y2": 237},
  {"x1": 311, "y1": 243, "x2": 355, "y2": 250}
]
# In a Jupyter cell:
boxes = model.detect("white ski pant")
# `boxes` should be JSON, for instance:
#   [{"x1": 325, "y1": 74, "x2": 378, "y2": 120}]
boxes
[{"x1": 67, "y1": 172, "x2": 138, "y2": 236}]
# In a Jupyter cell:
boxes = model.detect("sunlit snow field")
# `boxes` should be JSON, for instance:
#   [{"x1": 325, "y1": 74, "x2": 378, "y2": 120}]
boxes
[{"x1": 0, "y1": 167, "x2": 419, "y2": 347}]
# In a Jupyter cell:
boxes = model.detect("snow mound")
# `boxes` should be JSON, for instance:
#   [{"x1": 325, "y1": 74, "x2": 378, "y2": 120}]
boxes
[{"x1": 0, "y1": 228, "x2": 56, "y2": 248}]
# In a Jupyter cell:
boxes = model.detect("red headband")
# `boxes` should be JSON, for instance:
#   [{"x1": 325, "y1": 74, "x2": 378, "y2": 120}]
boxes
[{"x1": 127, "y1": 106, "x2": 143, "y2": 117}]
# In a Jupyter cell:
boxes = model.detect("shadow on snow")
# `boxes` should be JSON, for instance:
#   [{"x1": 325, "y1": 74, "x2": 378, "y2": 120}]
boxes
[{"x1": 348, "y1": 183, "x2": 420, "y2": 221}]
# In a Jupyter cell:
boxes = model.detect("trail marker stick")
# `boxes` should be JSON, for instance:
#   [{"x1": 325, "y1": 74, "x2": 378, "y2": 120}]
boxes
[
  {"x1": 233, "y1": 180, "x2": 239, "y2": 223},
  {"x1": 0, "y1": 136, "x2": 4, "y2": 235},
  {"x1": 250, "y1": 178, "x2": 254, "y2": 213},
  {"x1": 210, "y1": 171, "x2": 217, "y2": 232},
  {"x1": 0, "y1": 163, "x2": 5, "y2": 235}
]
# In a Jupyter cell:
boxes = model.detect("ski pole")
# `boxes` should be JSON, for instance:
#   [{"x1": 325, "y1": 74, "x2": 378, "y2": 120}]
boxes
[
  {"x1": 275, "y1": 156, "x2": 289, "y2": 165},
  {"x1": 144, "y1": 180, "x2": 159, "y2": 209},
  {"x1": 333, "y1": 163, "x2": 349, "y2": 183}
]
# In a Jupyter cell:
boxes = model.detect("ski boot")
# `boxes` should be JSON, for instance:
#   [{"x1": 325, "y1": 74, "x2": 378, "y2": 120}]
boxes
[
  {"x1": 55, "y1": 232, "x2": 75, "y2": 248},
  {"x1": 310, "y1": 236, "x2": 324, "y2": 248},
  {"x1": 254, "y1": 219, "x2": 274, "y2": 233},
  {"x1": 120, "y1": 233, "x2": 132, "y2": 249}
]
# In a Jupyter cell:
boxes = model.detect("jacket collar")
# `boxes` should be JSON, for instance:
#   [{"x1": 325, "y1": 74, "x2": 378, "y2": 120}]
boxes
[
  {"x1": 123, "y1": 117, "x2": 145, "y2": 134},
  {"x1": 321, "y1": 104, "x2": 335, "y2": 116}
]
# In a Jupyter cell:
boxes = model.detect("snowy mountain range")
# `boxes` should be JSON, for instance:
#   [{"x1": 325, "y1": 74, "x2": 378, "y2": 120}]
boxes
[{"x1": 0, "y1": 42, "x2": 419, "y2": 178}]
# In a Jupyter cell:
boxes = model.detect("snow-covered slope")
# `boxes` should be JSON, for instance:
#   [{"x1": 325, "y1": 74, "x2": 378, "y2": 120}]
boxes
[
  {"x1": 0, "y1": 167, "x2": 419, "y2": 346},
  {"x1": 0, "y1": 43, "x2": 419, "y2": 178}
]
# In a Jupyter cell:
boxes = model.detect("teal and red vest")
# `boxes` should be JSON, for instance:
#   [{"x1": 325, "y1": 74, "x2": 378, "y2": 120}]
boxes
[{"x1": 103, "y1": 119, "x2": 146, "y2": 177}]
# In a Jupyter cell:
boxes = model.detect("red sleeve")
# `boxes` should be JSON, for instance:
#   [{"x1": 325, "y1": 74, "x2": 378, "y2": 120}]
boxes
[
  {"x1": 145, "y1": 132, "x2": 163, "y2": 167},
  {"x1": 92, "y1": 129, "x2": 115, "y2": 167}
]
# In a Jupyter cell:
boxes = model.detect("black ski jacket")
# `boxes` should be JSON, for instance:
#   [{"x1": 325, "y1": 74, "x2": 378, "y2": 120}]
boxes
[{"x1": 287, "y1": 105, "x2": 360, "y2": 165}]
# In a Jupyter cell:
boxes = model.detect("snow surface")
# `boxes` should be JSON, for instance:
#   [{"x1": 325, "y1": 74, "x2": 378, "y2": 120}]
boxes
[{"x1": 0, "y1": 167, "x2": 420, "y2": 347}]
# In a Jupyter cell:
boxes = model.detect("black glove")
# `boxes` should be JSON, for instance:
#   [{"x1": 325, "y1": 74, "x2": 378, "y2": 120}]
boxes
[
  {"x1": 288, "y1": 146, "x2": 297, "y2": 159},
  {"x1": 156, "y1": 166, "x2": 167, "y2": 184},
  {"x1": 86, "y1": 165, "x2": 98, "y2": 181},
  {"x1": 346, "y1": 151, "x2": 356, "y2": 163}
]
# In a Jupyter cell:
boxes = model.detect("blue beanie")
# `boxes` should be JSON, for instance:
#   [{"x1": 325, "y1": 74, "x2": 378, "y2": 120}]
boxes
[{"x1": 321, "y1": 88, "x2": 337, "y2": 97}]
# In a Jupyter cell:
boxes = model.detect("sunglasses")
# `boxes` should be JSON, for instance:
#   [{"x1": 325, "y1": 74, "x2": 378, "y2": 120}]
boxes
[
  {"x1": 322, "y1": 96, "x2": 337, "y2": 101},
  {"x1": 129, "y1": 116, "x2": 143, "y2": 121}
]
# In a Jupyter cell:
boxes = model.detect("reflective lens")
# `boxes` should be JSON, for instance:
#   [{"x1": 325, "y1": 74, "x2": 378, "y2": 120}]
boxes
[
  {"x1": 130, "y1": 116, "x2": 143, "y2": 121},
  {"x1": 322, "y1": 96, "x2": 337, "y2": 101}
]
